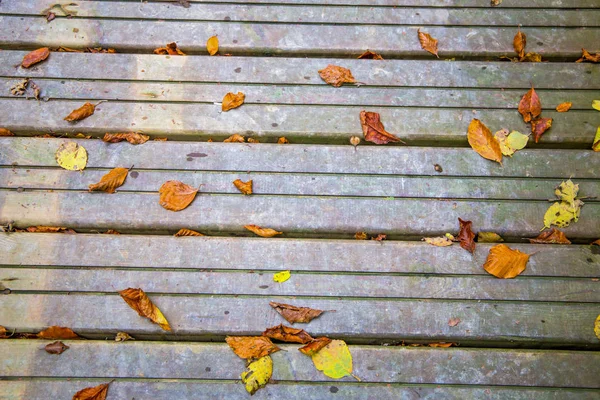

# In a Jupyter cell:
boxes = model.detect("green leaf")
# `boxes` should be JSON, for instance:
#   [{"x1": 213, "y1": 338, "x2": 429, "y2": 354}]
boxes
[
  {"x1": 310, "y1": 339, "x2": 357, "y2": 380},
  {"x1": 506, "y1": 131, "x2": 529, "y2": 150}
]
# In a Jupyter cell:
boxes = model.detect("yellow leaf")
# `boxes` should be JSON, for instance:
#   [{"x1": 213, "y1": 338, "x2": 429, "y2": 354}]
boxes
[
  {"x1": 555, "y1": 179, "x2": 579, "y2": 205},
  {"x1": 592, "y1": 100, "x2": 600, "y2": 111},
  {"x1": 543, "y1": 201, "x2": 581, "y2": 229},
  {"x1": 595, "y1": 315, "x2": 600, "y2": 340},
  {"x1": 207, "y1": 35, "x2": 218, "y2": 56},
  {"x1": 310, "y1": 339, "x2": 357, "y2": 380},
  {"x1": 422, "y1": 237, "x2": 453, "y2": 247},
  {"x1": 55, "y1": 142, "x2": 87, "y2": 171},
  {"x1": 241, "y1": 355, "x2": 272, "y2": 395},
  {"x1": 593, "y1": 127, "x2": 600, "y2": 152},
  {"x1": 494, "y1": 129, "x2": 514, "y2": 157},
  {"x1": 477, "y1": 232, "x2": 504, "y2": 243},
  {"x1": 273, "y1": 270, "x2": 291, "y2": 283}
]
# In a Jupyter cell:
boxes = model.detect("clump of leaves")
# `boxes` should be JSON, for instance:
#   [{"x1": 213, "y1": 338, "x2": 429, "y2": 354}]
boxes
[
  {"x1": 543, "y1": 179, "x2": 584, "y2": 229},
  {"x1": 55, "y1": 142, "x2": 87, "y2": 171},
  {"x1": 154, "y1": 42, "x2": 186, "y2": 55},
  {"x1": 159, "y1": 181, "x2": 198, "y2": 211},
  {"x1": 119, "y1": 288, "x2": 171, "y2": 331},
  {"x1": 418, "y1": 29, "x2": 439, "y2": 58},
  {"x1": 233, "y1": 179, "x2": 253, "y2": 195},
  {"x1": 576, "y1": 49, "x2": 600, "y2": 63},
  {"x1": 88, "y1": 167, "x2": 128, "y2": 193},
  {"x1": 207, "y1": 35, "x2": 219, "y2": 55},
  {"x1": 528, "y1": 228, "x2": 571, "y2": 244},
  {"x1": 21, "y1": 48, "x2": 50, "y2": 68},
  {"x1": 222, "y1": 92, "x2": 245, "y2": 111},
  {"x1": 25, "y1": 226, "x2": 76, "y2": 234},
  {"x1": 318, "y1": 65, "x2": 358, "y2": 87},
  {"x1": 269, "y1": 301, "x2": 326, "y2": 324},
  {"x1": 483, "y1": 244, "x2": 530, "y2": 279},
  {"x1": 103, "y1": 132, "x2": 149, "y2": 144},
  {"x1": 10, "y1": 78, "x2": 29, "y2": 96},
  {"x1": 245, "y1": 225, "x2": 282, "y2": 237},
  {"x1": 360, "y1": 111, "x2": 404, "y2": 145},
  {"x1": 467, "y1": 119, "x2": 502, "y2": 164}
]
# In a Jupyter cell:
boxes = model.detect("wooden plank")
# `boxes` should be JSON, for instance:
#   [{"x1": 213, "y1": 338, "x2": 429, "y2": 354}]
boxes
[
  {"x1": 2, "y1": 234, "x2": 598, "y2": 278},
  {"x1": 1, "y1": 191, "x2": 599, "y2": 239},
  {"x1": 3, "y1": 267, "x2": 598, "y2": 302},
  {"x1": 1, "y1": 100, "x2": 598, "y2": 145},
  {"x1": 2, "y1": 138, "x2": 599, "y2": 179},
  {"x1": 0, "y1": 17, "x2": 598, "y2": 58},
  {"x1": 1, "y1": 52, "x2": 597, "y2": 90}
]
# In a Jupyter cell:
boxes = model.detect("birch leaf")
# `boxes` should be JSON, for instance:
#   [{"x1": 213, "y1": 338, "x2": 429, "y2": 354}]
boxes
[
  {"x1": 318, "y1": 65, "x2": 357, "y2": 87},
  {"x1": 241, "y1": 356, "x2": 272, "y2": 395},
  {"x1": 159, "y1": 181, "x2": 198, "y2": 211},
  {"x1": 55, "y1": 142, "x2": 87, "y2": 171},
  {"x1": 273, "y1": 270, "x2": 291, "y2": 283},
  {"x1": 310, "y1": 340, "x2": 356, "y2": 380}
]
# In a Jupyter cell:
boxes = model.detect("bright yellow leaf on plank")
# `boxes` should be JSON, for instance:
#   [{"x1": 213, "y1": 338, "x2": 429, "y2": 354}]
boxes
[
  {"x1": 543, "y1": 202, "x2": 581, "y2": 229},
  {"x1": 310, "y1": 339, "x2": 358, "y2": 380},
  {"x1": 273, "y1": 270, "x2": 291, "y2": 283},
  {"x1": 55, "y1": 142, "x2": 87, "y2": 171},
  {"x1": 555, "y1": 179, "x2": 579, "y2": 205},
  {"x1": 207, "y1": 36, "x2": 219, "y2": 56},
  {"x1": 595, "y1": 315, "x2": 600, "y2": 340},
  {"x1": 477, "y1": 232, "x2": 504, "y2": 243},
  {"x1": 593, "y1": 127, "x2": 600, "y2": 152},
  {"x1": 241, "y1": 355, "x2": 272, "y2": 395},
  {"x1": 592, "y1": 100, "x2": 600, "y2": 111}
]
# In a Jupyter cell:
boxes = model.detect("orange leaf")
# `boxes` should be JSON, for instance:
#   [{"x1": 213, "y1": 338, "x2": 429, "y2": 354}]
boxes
[
  {"x1": 224, "y1": 134, "x2": 245, "y2": 143},
  {"x1": 299, "y1": 337, "x2": 332, "y2": 356},
  {"x1": 88, "y1": 167, "x2": 128, "y2": 194},
  {"x1": 458, "y1": 218, "x2": 476, "y2": 254},
  {"x1": 428, "y1": 342, "x2": 456, "y2": 348},
  {"x1": 26, "y1": 226, "x2": 76, "y2": 234},
  {"x1": 225, "y1": 336, "x2": 281, "y2": 359},
  {"x1": 358, "y1": 50, "x2": 383, "y2": 60},
  {"x1": 207, "y1": 35, "x2": 219, "y2": 56},
  {"x1": 118, "y1": 288, "x2": 171, "y2": 331},
  {"x1": 72, "y1": 382, "x2": 111, "y2": 400},
  {"x1": 576, "y1": 48, "x2": 600, "y2": 63},
  {"x1": 174, "y1": 228, "x2": 204, "y2": 237},
  {"x1": 104, "y1": 229, "x2": 120, "y2": 234},
  {"x1": 277, "y1": 137, "x2": 290, "y2": 144},
  {"x1": 45, "y1": 341, "x2": 70, "y2": 355},
  {"x1": 247, "y1": 137, "x2": 260, "y2": 143},
  {"x1": 263, "y1": 324, "x2": 314, "y2": 344},
  {"x1": 222, "y1": 92, "x2": 245, "y2": 111},
  {"x1": 360, "y1": 111, "x2": 404, "y2": 145},
  {"x1": 22, "y1": 48, "x2": 50, "y2": 68},
  {"x1": 0, "y1": 128, "x2": 14, "y2": 136},
  {"x1": 592, "y1": 239, "x2": 600, "y2": 246},
  {"x1": 318, "y1": 65, "x2": 357, "y2": 87},
  {"x1": 64, "y1": 103, "x2": 96, "y2": 122},
  {"x1": 103, "y1": 132, "x2": 150, "y2": 144},
  {"x1": 233, "y1": 179, "x2": 253, "y2": 195},
  {"x1": 483, "y1": 244, "x2": 530, "y2": 279},
  {"x1": 37, "y1": 326, "x2": 80, "y2": 340},
  {"x1": 513, "y1": 29, "x2": 526, "y2": 60},
  {"x1": 418, "y1": 29, "x2": 439, "y2": 58},
  {"x1": 354, "y1": 232, "x2": 368, "y2": 240},
  {"x1": 528, "y1": 228, "x2": 571, "y2": 244},
  {"x1": 158, "y1": 181, "x2": 198, "y2": 211},
  {"x1": 518, "y1": 86, "x2": 541, "y2": 123},
  {"x1": 0, "y1": 326, "x2": 7, "y2": 338},
  {"x1": 154, "y1": 42, "x2": 185, "y2": 55},
  {"x1": 556, "y1": 102, "x2": 572, "y2": 112},
  {"x1": 245, "y1": 225, "x2": 282, "y2": 237},
  {"x1": 269, "y1": 301, "x2": 326, "y2": 324},
  {"x1": 531, "y1": 117, "x2": 553, "y2": 143},
  {"x1": 467, "y1": 119, "x2": 502, "y2": 164}
]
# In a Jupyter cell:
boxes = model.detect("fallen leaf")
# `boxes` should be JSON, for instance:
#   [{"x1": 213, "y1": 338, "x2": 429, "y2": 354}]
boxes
[
  {"x1": 0, "y1": 128, "x2": 14, "y2": 136},
  {"x1": 423, "y1": 237, "x2": 453, "y2": 247},
  {"x1": 483, "y1": 244, "x2": 530, "y2": 279},
  {"x1": 64, "y1": 102, "x2": 96, "y2": 122},
  {"x1": 513, "y1": 29, "x2": 526, "y2": 60},
  {"x1": 277, "y1": 137, "x2": 290, "y2": 144},
  {"x1": 576, "y1": 48, "x2": 600, "y2": 63},
  {"x1": 72, "y1": 382, "x2": 111, "y2": 400},
  {"x1": 226, "y1": 336, "x2": 281, "y2": 359},
  {"x1": 458, "y1": 218, "x2": 476, "y2": 254},
  {"x1": 418, "y1": 29, "x2": 439, "y2": 58},
  {"x1": 154, "y1": 42, "x2": 185, "y2": 55},
  {"x1": 158, "y1": 181, "x2": 198, "y2": 211},
  {"x1": 118, "y1": 288, "x2": 171, "y2": 331},
  {"x1": 299, "y1": 337, "x2": 332, "y2": 356},
  {"x1": 55, "y1": 142, "x2": 87, "y2": 171},
  {"x1": 371, "y1": 233, "x2": 387, "y2": 241},
  {"x1": 233, "y1": 179, "x2": 253, "y2": 195},
  {"x1": 222, "y1": 92, "x2": 245, "y2": 111},
  {"x1": 45, "y1": 341, "x2": 69, "y2": 355},
  {"x1": 263, "y1": 324, "x2": 313, "y2": 344},
  {"x1": 354, "y1": 232, "x2": 367, "y2": 240},
  {"x1": 428, "y1": 342, "x2": 456, "y2": 348},
  {"x1": 0, "y1": 326, "x2": 7, "y2": 338},
  {"x1": 46, "y1": 12, "x2": 56, "y2": 22},
  {"x1": 269, "y1": 301, "x2": 325, "y2": 324},
  {"x1": 115, "y1": 332, "x2": 134, "y2": 342},
  {"x1": 521, "y1": 52, "x2": 543, "y2": 63},
  {"x1": 86, "y1": 47, "x2": 116, "y2": 54},
  {"x1": 528, "y1": 228, "x2": 571, "y2": 244},
  {"x1": 174, "y1": 228, "x2": 204, "y2": 237},
  {"x1": 467, "y1": 119, "x2": 502, "y2": 164},
  {"x1": 448, "y1": 318, "x2": 461, "y2": 327},
  {"x1": 154, "y1": 137, "x2": 168, "y2": 141},
  {"x1": 241, "y1": 355, "x2": 272, "y2": 395},
  {"x1": 310, "y1": 339, "x2": 357, "y2": 380},
  {"x1": 360, "y1": 111, "x2": 404, "y2": 145},
  {"x1": 103, "y1": 229, "x2": 120, "y2": 235},
  {"x1": 207, "y1": 35, "x2": 219, "y2": 56},
  {"x1": 531, "y1": 117, "x2": 553, "y2": 143},
  {"x1": 518, "y1": 87, "x2": 541, "y2": 123},
  {"x1": 224, "y1": 134, "x2": 245, "y2": 143},
  {"x1": 103, "y1": 132, "x2": 150, "y2": 144},
  {"x1": 37, "y1": 326, "x2": 80, "y2": 340},
  {"x1": 491, "y1": 0, "x2": 503, "y2": 6},
  {"x1": 593, "y1": 100, "x2": 600, "y2": 111},
  {"x1": 350, "y1": 136, "x2": 361, "y2": 146},
  {"x1": 247, "y1": 137, "x2": 260, "y2": 143},
  {"x1": 543, "y1": 179, "x2": 584, "y2": 229},
  {"x1": 495, "y1": 129, "x2": 529, "y2": 157},
  {"x1": 593, "y1": 127, "x2": 600, "y2": 152},
  {"x1": 273, "y1": 270, "x2": 291, "y2": 283},
  {"x1": 88, "y1": 167, "x2": 128, "y2": 194},
  {"x1": 358, "y1": 50, "x2": 383, "y2": 60},
  {"x1": 245, "y1": 225, "x2": 282, "y2": 237},
  {"x1": 26, "y1": 226, "x2": 76, "y2": 234},
  {"x1": 172, "y1": 0, "x2": 191, "y2": 7},
  {"x1": 477, "y1": 232, "x2": 504, "y2": 243},
  {"x1": 22, "y1": 48, "x2": 50, "y2": 68},
  {"x1": 556, "y1": 102, "x2": 572, "y2": 112},
  {"x1": 593, "y1": 239, "x2": 600, "y2": 246},
  {"x1": 318, "y1": 65, "x2": 357, "y2": 87}
]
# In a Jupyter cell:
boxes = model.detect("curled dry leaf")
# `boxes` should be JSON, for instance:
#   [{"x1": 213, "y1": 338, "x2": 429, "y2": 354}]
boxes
[
  {"x1": 115, "y1": 332, "x2": 134, "y2": 342},
  {"x1": 477, "y1": 232, "x2": 504, "y2": 243},
  {"x1": 103, "y1": 229, "x2": 120, "y2": 235},
  {"x1": 354, "y1": 232, "x2": 368, "y2": 240},
  {"x1": 556, "y1": 102, "x2": 572, "y2": 112},
  {"x1": 350, "y1": 136, "x2": 361, "y2": 146},
  {"x1": 263, "y1": 324, "x2": 314, "y2": 344},
  {"x1": 88, "y1": 167, "x2": 128, "y2": 194},
  {"x1": 245, "y1": 225, "x2": 282, "y2": 238},
  {"x1": 483, "y1": 244, "x2": 530, "y2": 279},
  {"x1": 428, "y1": 342, "x2": 456, "y2": 348},
  {"x1": 513, "y1": 29, "x2": 526, "y2": 60},
  {"x1": 233, "y1": 179, "x2": 253, "y2": 195},
  {"x1": 458, "y1": 218, "x2": 476, "y2": 254},
  {"x1": 491, "y1": 0, "x2": 503, "y2": 6},
  {"x1": 269, "y1": 301, "x2": 325, "y2": 324},
  {"x1": 448, "y1": 317, "x2": 461, "y2": 327},
  {"x1": 45, "y1": 341, "x2": 70, "y2": 355},
  {"x1": 360, "y1": 111, "x2": 404, "y2": 145},
  {"x1": 222, "y1": 92, "x2": 245, "y2": 111},
  {"x1": 174, "y1": 228, "x2": 204, "y2": 237},
  {"x1": 277, "y1": 137, "x2": 290, "y2": 144},
  {"x1": 518, "y1": 87, "x2": 541, "y2": 123},
  {"x1": 55, "y1": 142, "x2": 87, "y2": 171},
  {"x1": 241, "y1": 356, "x2": 272, "y2": 395},
  {"x1": 531, "y1": 117, "x2": 553, "y2": 143},
  {"x1": 154, "y1": 42, "x2": 185, "y2": 55},
  {"x1": 223, "y1": 134, "x2": 245, "y2": 143},
  {"x1": 37, "y1": 326, "x2": 80, "y2": 340},
  {"x1": 528, "y1": 228, "x2": 571, "y2": 244},
  {"x1": 0, "y1": 128, "x2": 14, "y2": 136},
  {"x1": 318, "y1": 65, "x2": 357, "y2": 87},
  {"x1": 225, "y1": 336, "x2": 281, "y2": 359},
  {"x1": 310, "y1": 339, "x2": 357, "y2": 380},
  {"x1": 299, "y1": 337, "x2": 332, "y2": 356},
  {"x1": 595, "y1": 315, "x2": 600, "y2": 340},
  {"x1": 467, "y1": 119, "x2": 502, "y2": 164},
  {"x1": 22, "y1": 48, "x2": 50, "y2": 68},
  {"x1": 273, "y1": 270, "x2": 291, "y2": 283},
  {"x1": 576, "y1": 48, "x2": 600, "y2": 63},
  {"x1": 423, "y1": 237, "x2": 453, "y2": 247},
  {"x1": 207, "y1": 35, "x2": 219, "y2": 56},
  {"x1": 371, "y1": 234, "x2": 387, "y2": 241},
  {"x1": 118, "y1": 288, "x2": 171, "y2": 331},
  {"x1": 103, "y1": 132, "x2": 150, "y2": 144},
  {"x1": 247, "y1": 137, "x2": 259, "y2": 143},
  {"x1": 26, "y1": 226, "x2": 76, "y2": 234},
  {"x1": 10, "y1": 78, "x2": 29, "y2": 96},
  {"x1": 72, "y1": 382, "x2": 111, "y2": 400},
  {"x1": 159, "y1": 180, "x2": 198, "y2": 211},
  {"x1": 64, "y1": 102, "x2": 96, "y2": 122},
  {"x1": 593, "y1": 127, "x2": 600, "y2": 152},
  {"x1": 418, "y1": 29, "x2": 439, "y2": 58},
  {"x1": 358, "y1": 50, "x2": 383, "y2": 60}
]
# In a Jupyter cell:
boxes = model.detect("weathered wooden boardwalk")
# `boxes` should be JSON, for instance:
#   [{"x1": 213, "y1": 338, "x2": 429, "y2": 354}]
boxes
[{"x1": 1, "y1": 1, "x2": 599, "y2": 399}]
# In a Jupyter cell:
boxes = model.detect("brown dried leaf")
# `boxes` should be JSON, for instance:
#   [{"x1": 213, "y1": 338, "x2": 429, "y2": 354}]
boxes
[
  {"x1": 354, "y1": 232, "x2": 368, "y2": 240},
  {"x1": 154, "y1": 42, "x2": 185, "y2": 55},
  {"x1": 64, "y1": 102, "x2": 95, "y2": 122},
  {"x1": 88, "y1": 167, "x2": 128, "y2": 194},
  {"x1": 448, "y1": 318, "x2": 461, "y2": 327},
  {"x1": 371, "y1": 233, "x2": 387, "y2": 241},
  {"x1": 269, "y1": 301, "x2": 325, "y2": 324},
  {"x1": 592, "y1": 239, "x2": 600, "y2": 246},
  {"x1": 556, "y1": 102, "x2": 572, "y2": 112},
  {"x1": 360, "y1": 111, "x2": 404, "y2": 145},
  {"x1": 225, "y1": 336, "x2": 281, "y2": 359},
  {"x1": 245, "y1": 225, "x2": 282, "y2": 238},
  {"x1": 233, "y1": 179, "x2": 253, "y2": 195},
  {"x1": 277, "y1": 137, "x2": 289, "y2": 144},
  {"x1": 0, "y1": 128, "x2": 14, "y2": 136},
  {"x1": 159, "y1": 180, "x2": 198, "y2": 211},
  {"x1": 103, "y1": 229, "x2": 121, "y2": 235},
  {"x1": 207, "y1": 35, "x2": 219, "y2": 56},
  {"x1": 224, "y1": 134, "x2": 245, "y2": 143},
  {"x1": 247, "y1": 137, "x2": 260, "y2": 143},
  {"x1": 491, "y1": 0, "x2": 502, "y2": 6},
  {"x1": 154, "y1": 137, "x2": 168, "y2": 141},
  {"x1": 531, "y1": 117, "x2": 553, "y2": 143},
  {"x1": 174, "y1": 228, "x2": 205, "y2": 237},
  {"x1": 263, "y1": 324, "x2": 314, "y2": 344},
  {"x1": 518, "y1": 87, "x2": 541, "y2": 123},
  {"x1": 115, "y1": 332, "x2": 134, "y2": 342},
  {"x1": 318, "y1": 65, "x2": 357, "y2": 87},
  {"x1": 22, "y1": 48, "x2": 50, "y2": 68},
  {"x1": 86, "y1": 47, "x2": 116, "y2": 54},
  {"x1": 102, "y1": 132, "x2": 149, "y2": 144},
  {"x1": 576, "y1": 48, "x2": 600, "y2": 63},
  {"x1": 458, "y1": 218, "x2": 476, "y2": 254},
  {"x1": 483, "y1": 244, "x2": 530, "y2": 279},
  {"x1": 72, "y1": 382, "x2": 111, "y2": 400},
  {"x1": 26, "y1": 226, "x2": 76, "y2": 234},
  {"x1": 0, "y1": 326, "x2": 7, "y2": 338},
  {"x1": 45, "y1": 341, "x2": 70, "y2": 355},
  {"x1": 37, "y1": 326, "x2": 80, "y2": 340},
  {"x1": 467, "y1": 119, "x2": 502, "y2": 164},
  {"x1": 513, "y1": 29, "x2": 526, "y2": 60},
  {"x1": 521, "y1": 52, "x2": 542, "y2": 63},
  {"x1": 118, "y1": 288, "x2": 171, "y2": 331},
  {"x1": 428, "y1": 342, "x2": 456, "y2": 348},
  {"x1": 222, "y1": 92, "x2": 245, "y2": 111},
  {"x1": 418, "y1": 29, "x2": 439, "y2": 58},
  {"x1": 423, "y1": 237, "x2": 453, "y2": 247},
  {"x1": 528, "y1": 228, "x2": 571, "y2": 244},
  {"x1": 298, "y1": 337, "x2": 332, "y2": 356},
  {"x1": 358, "y1": 50, "x2": 383, "y2": 60}
]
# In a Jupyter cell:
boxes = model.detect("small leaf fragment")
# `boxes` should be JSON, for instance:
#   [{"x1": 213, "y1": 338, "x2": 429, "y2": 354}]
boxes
[
  {"x1": 226, "y1": 336, "x2": 281, "y2": 359},
  {"x1": 371, "y1": 233, "x2": 387, "y2": 241},
  {"x1": 22, "y1": 48, "x2": 50, "y2": 68},
  {"x1": 115, "y1": 332, "x2": 134, "y2": 342},
  {"x1": 72, "y1": 382, "x2": 111, "y2": 400},
  {"x1": 491, "y1": 0, "x2": 502, "y2": 5},
  {"x1": 263, "y1": 324, "x2": 313, "y2": 344},
  {"x1": 0, "y1": 128, "x2": 14, "y2": 136},
  {"x1": 45, "y1": 341, "x2": 70, "y2": 355},
  {"x1": 518, "y1": 87, "x2": 541, "y2": 123},
  {"x1": 593, "y1": 100, "x2": 600, "y2": 111},
  {"x1": 360, "y1": 111, "x2": 404, "y2": 145},
  {"x1": 269, "y1": 301, "x2": 325, "y2": 324},
  {"x1": 477, "y1": 232, "x2": 504, "y2": 243},
  {"x1": 483, "y1": 244, "x2": 530, "y2": 279},
  {"x1": 556, "y1": 102, "x2": 572, "y2": 112},
  {"x1": 88, "y1": 167, "x2": 128, "y2": 194},
  {"x1": 354, "y1": 232, "x2": 367, "y2": 240},
  {"x1": 299, "y1": 337, "x2": 332, "y2": 356},
  {"x1": 350, "y1": 136, "x2": 361, "y2": 146},
  {"x1": 37, "y1": 326, "x2": 80, "y2": 340},
  {"x1": 104, "y1": 229, "x2": 120, "y2": 234},
  {"x1": 273, "y1": 270, "x2": 291, "y2": 283},
  {"x1": 318, "y1": 65, "x2": 357, "y2": 87},
  {"x1": 422, "y1": 237, "x2": 453, "y2": 247},
  {"x1": 118, "y1": 288, "x2": 171, "y2": 331},
  {"x1": 26, "y1": 226, "x2": 76, "y2": 234},
  {"x1": 207, "y1": 35, "x2": 219, "y2": 56},
  {"x1": 528, "y1": 228, "x2": 571, "y2": 244},
  {"x1": 513, "y1": 29, "x2": 526, "y2": 60},
  {"x1": 576, "y1": 48, "x2": 600, "y2": 63},
  {"x1": 233, "y1": 179, "x2": 253, "y2": 195},
  {"x1": 64, "y1": 102, "x2": 96, "y2": 122},
  {"x1": 0, "y1": 326, "x2": 7, "y2": 338},
  {"x1": 103, "y1": 132, "x2": 149, "y2": 144},
  {"x1": 458, "y1": 218, "x2": 476, "y2": 254},
  {"x1": 418, "y1": 29, "x2": 439, "y2": 58},
  {"x1": 593, "y1": 127, "x2": 600, "y2": 152},
  {"x1": 277, "y1": 137, "x2": 289, "y2": 144},
  {"x1": 241, "y1": 355, "x2": 272, "y2": 395},
  {"x1": 467, "y1": 119, "x2": 502, "y2": 164},
  {"x1": 448, "y1": 318, "x2": 461, "y2": 327},
  {"x1": 358, "y1": 50, "x2": 383, "y2": 60},
  {"x1": 159, "y1": 181, "x2": 198, "y2": 211},
  {"x1": 245, "y1": 225, "x2": 282, "y2": 238},
  {"x1": 55, "y1": 142, "x2": 87, "y2": 171},
  {"x1": 428, "y1": 342, "x2": 456, "y2": 348},
  {"x1": 222, "y1": 92, "x2": 245, "y2": 111},
  {"x1": 154, "y1": 42, "x2": 185, "y2": 55},
  {"x1": 224, "y1": 134, "x2": 245, "y2": 143},
  {"x1": 521, "y1": 52, "x2": 542, "y2": 63},
  {"x1": 174, "y1": 228, "x2": 205, "y2": 237},
  {"x1": 595, "y1": 315, "x2": 600, "y2": 340},
  {"x1": 531, "y1": 117, "x2": 553, "y2": 143},
  {"x1": 310, "y1": 339, "x2": 355, "y2": 380}
]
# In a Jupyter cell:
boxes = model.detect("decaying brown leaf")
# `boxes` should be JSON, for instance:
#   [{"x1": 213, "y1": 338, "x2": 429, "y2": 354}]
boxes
[
  {"x1": 358, "y1": 50, "x2": 383, "y2": 60},
  {"x1": 269, "y1": 301, "x2": 326, "y2": 324},
  {"x1": 86, "y1": 47, "x2": 116, "y2": 54},
  {"x1": 154, "y1": 42, "x2": 186, "y2": 55},
  {"x1": 354, "y1": 232, "x2": 368, "y2": 240},
  {"x1": 26, "y1": 226, "x2": 76, "y2": 234},
  {"x1": 458, "y1": 218, "x2": 476, "y2": 254},
  {"x1": 263, "y1": 324, "x2": 314, "y2": 344},
  {"x1": 360, "y1": 111, "x2": 404, "y2": 145},
  {"x1": 233, "y1": 179, "x2": 253, "y2": 195},
  {"x1": 528, "y1": 228, "x2": 571, "y2": 244},
  {"x1": 556, "y1": 102, "x2": 572, "y2": 112},
  {"x1": 10, "y1": 78, "x2": 29, "y2": 96},
  {"x1": 45, "y1": 341, "x2": 70, "y2": 355},
  {"x1": 37, "y1": 326, "x2": 80, "y2": 340},
  {"x1": 483, "y1": 244, "x2": 530, "y2": 279},
  {"x1": 513, "y1": 29, "x2": 526, "y2": 60},
  {"x1": 224, "y1": 134, "x2": 245, "y2": 143},
  {"x1": 88, "y1": 167, "x2": 128, "y2": 194},
  {"x1": 115, "y1": 332, "x2": 134, "y2": 342},
  {"x1": 225, "y1": 336, "x2": 281, "y2": 359},
  {"x1": 531, "y1": 117, "x2": 553, "y2": 143},
  {"x1": 418, "y1": 29, "x2": 439, "y2": 58},
  {"x1": 467, "y1": 119, "x2": 502, "y2": 164},
  {"x1": 102, "y1": 132, "x2": 150, "y2": 144},
  {"x1": 518, "y1": 86, "x2": 541, "y2": 123},
  {"x1": 103, "y1": 229, "x2": 121, "y2": 235},
  {"x1": 491, "y1": 0, "x2": 502, "y2": 6},
  {"x1": 158, "y1": 180, "x2": 198, "y2": 211},
  {"x1": 371, "y1": 233, "x2": 387, "y2": 241},
  {"x1": 0, "y1": 128, "x2": 14, "y2": 136},
  {"x1": 64, "y1": 102, "x2": 96, "y2": 122},
  {"x1": 174, "y1": 228, "x2": 205, "y2": 237},
  {"x1": 118, "y1": 288, "x2": 171, "y2": 331},
  {"x1": 72, "y1": 382, "x2": 111, "y2": 400},
  {"x1": 318, "y1": 65, "x2": 357, "y2": 87},
  {"x1": 222, "y1": 92, "x2": 245, "y2": 111},
  {"x1": 277, "y1": 137, "x2": 289, "y2": 144},
  {"x1": 245, "y1": 225, "x2": 282, "y2": 237},
  {"x1": 247, "y1": 137, "x2": 260, "y2": 143},
  {"x1": 448, "y1": 318, "x2": 461, "y2": 327},
  {"x1": 477, "y1": 232, "x2": 504, "y2": 243},
  {"x1": 299, "y1": 337, "x2": 332, "y2": 356},
  {"x1": 428, "y1": 342, "x2": 456, "y2": 348},
  {"x1": 422, "y1": 237, "x2": 453, "y2": 247},
  {"x1": 22, "y1": 48, "x2": 50, "y2": 68},
  {"x1": 207, "y1": 35, "x2": 219, "y2": 55},
  {"x1": 576, "y1": 48, "x2": 600, "y2": 63},
  {"x1": 521, "y1": 52, "x2": 542, "y2": 63}
]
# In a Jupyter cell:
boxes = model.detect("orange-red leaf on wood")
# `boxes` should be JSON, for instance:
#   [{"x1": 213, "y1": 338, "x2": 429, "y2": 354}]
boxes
[
  {"x1": 233, "y1": 179, "x2": 253, "y2": 195},
  {"x1": 299, "y1": 337, "x2": 332, "y2": 356},
  {"x1": 483, "y1": 244, "x2": 530, "y2": 279},
  {"x1": 318, "y1": 65, "x2": 357, "y2": 87},
  {"x1": 45, "y1": 341, "x2": 70, "y2": 355},
  {"x1": 576, "y1": 48, "x2": 600, "y2": 63},
  {"x1": 88, "y1": 167, "x2": 128, "y2": 194},
  {"x1": 277, "y1": 137, "x2": 289, "y2": 144},
  {"x1": 360, "y1": 111, "x2": 404, "y2": 145},
  {"x1": 531, "y1": 117, "x2": 552, "y2": 143},
  {"x1": 592, "y1": 239, "x2": 600, "y2": 246},
  {"x1": 528, "y1": 228, "x2": 571, "y2": 244},
  {"x1": 263, "y1": 324, "x2": 314, "y2": 344},
  {"x1": 22, "y1": 48, "x2": 50, "y2": 68},
  {"x1": 118, "y1": 288, "x2": 171, "y2": 331},
  {"x1": 158, "y1": 180, "x2": 198, "y2": 211},
  {"x1": 418, "y1": 29, "x2": 439, "y2": 57},
  {"x1": 513, "y1": 29, "x2": 526, "y2": 60},
  {"x1": 458, "y1": 218, "x2": 476, "y2": 254},
  {"x1": 153, "y1": 42, "x2": 185, "y2": 55},
  {"x1": 103, "y1": 132, "x2": 150, "y2": 144},
  {"x1": 556, "y1": 102, "x2": 572, "y2": 112},
  {"x1": 245, "y1": 225, "x2": 282, "y2": 237},
  {"x1": 72, "y1": 382, "x2": 111, "y2": 400},
  {"x1": 0, "y1": 128, "x2": 14, "y2": 136},
  {"x1": 225, "y1": 336, "x2": 281, "y2": 359},
  {"x1": 37, "y1": 326, "x2": 80, "y2": 340},
  {"x1": 224, "y1": 134, "x2": 245, "y2": 143},
  {"x1": 64, "y1": 103, "x2": 96, "y2": 122},
  {"x1": 26, "y1": 226, "x2": 76, "y2": 234},
  {"x1": 358, "y1": 50, "x2": 383, "y2": 60},
  {"x1": 222, "y1": 92, "x2": 245, "y2": 111},
  {"x1": 518, "y1": 87, "x2": 541, "y2": 123},
  {"x1": 467, "y1": 119, "x2": 502, "y2": 164},
  {"x1": 0, "y1": 326, "x2": 7, "y2": 338},
  {"x1": 174, "y1": 228, "x2": 204, "y2": 237},
  {"x1": 269, "y1": 301, "x2": 325, "y2": 324}
]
